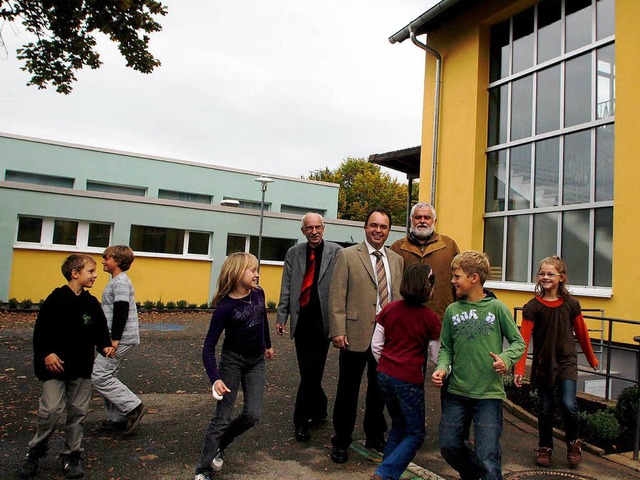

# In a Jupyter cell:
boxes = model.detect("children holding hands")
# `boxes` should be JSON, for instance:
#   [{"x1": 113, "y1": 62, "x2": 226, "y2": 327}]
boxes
[{"x1": 19, "y1": 254, "x2": 115, "y2": 479}]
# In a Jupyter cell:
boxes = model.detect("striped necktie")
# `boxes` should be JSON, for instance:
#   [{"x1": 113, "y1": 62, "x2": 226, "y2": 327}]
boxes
[{"x1": 372, "y1": 250, "x2": 388, "y2": 308}]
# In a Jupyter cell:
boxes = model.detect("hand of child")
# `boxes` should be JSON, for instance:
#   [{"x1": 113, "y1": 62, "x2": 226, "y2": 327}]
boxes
[
  {"x1": 513, "y1": 373, "x2": 524, "y2": 388},
  {"x1": 111, "y1": 339, "x2": 120, "y2": 350},
  {"x1": 44, "y1": 353, "x2": 64, "y2": 373},
  {"x1": 276, "y1": 323, "x2": 286, "y2": 336},
  {"x1": 431, "y1": 369, "x2": 447, "y2": 388},
  {"x1": 265, "y1": 348, "x2": 275, "y2": 360},
  {"x1": 103, "y1": 346, "x2": 116, "y2": 358},
  {"x1": 212, "y1": 379, "x2": 231, "y2": 400},
  {"x1": 489, "y1": 352, "x2": 507, "y2": 374}
]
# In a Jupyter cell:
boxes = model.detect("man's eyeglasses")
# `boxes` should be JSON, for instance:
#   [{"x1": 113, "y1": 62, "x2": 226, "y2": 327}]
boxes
[
  {"x1": 303, "y1": 225, "x2": 324, "y2": 232},
  {"x1": 537, "y1": 272, "x2": 559, "y2": 278}
]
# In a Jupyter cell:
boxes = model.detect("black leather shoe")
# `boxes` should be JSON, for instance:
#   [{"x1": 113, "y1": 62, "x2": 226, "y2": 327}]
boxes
[
  {"x1": 365, "y1": 438, "x2": 386, "y2": 453},
  {"x1": 295, "y1": 426, "x2": 310, "y2": 442},
  {"x1": 331, "y1": 446, "x2": 348, "y2": 464}
]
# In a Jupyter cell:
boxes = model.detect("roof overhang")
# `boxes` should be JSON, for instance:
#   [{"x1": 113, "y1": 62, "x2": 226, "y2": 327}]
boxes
[
  {"x1": 368, "y1": 146, "x2": 421, "y2": 179},
  {"x1": 389, "y1": 0, "x2": 470, "y2": 44}
]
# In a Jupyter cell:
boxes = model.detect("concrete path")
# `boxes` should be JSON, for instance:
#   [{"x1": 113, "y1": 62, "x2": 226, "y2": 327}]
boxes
[{"x1": 1, "y1": 311, "x2": 639, "y2": 480}]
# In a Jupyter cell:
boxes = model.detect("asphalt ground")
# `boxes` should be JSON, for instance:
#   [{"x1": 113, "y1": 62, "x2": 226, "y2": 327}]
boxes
[{"x1": 1, "y1": 311, "x2": 639, "y2": 480}]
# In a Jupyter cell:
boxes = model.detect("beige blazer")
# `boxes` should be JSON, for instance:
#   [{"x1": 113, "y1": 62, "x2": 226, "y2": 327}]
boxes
[{"x1": 328, "y1": 242, "x2": 403, "y2": 352}]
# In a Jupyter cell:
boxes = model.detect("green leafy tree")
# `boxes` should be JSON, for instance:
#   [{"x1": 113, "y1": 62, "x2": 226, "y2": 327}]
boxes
[
  {"x1": 0, "y1": 0, "x2": 167, "y2": 94},
  {"x1": 308, "y1": 158, "x2": 418, "y2": 226}
]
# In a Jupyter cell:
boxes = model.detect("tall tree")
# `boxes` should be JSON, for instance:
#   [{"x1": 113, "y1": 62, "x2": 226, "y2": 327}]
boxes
[
  {"x1": 0, "y1": 0, "x2": 167, "y2": 94},
  {"x1": 308, "y1": 158, "x2": 418, "y2": 226}
]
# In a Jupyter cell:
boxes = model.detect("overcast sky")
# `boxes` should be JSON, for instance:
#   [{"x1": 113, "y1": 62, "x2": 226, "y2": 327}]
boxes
[{"x1": 1, "y1": 1, "x2": 437, "y2": 180}]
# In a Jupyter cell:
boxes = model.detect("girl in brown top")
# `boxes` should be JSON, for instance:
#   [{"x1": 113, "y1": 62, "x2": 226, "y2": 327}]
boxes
[{"x1": 514, "y1": 256, "x2": 599, "y2": 469}]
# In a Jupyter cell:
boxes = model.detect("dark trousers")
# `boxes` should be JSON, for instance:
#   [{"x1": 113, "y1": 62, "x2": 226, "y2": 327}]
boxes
[
  {"x1": 293, "y1": 325, "x2": 330, "y2": 428},
  {"x1": 332, "y1": 348, "x2": 387, "y2": 449}
]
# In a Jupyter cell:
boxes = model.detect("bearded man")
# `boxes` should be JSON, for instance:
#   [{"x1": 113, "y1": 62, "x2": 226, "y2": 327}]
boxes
[{"x1": 390, "y1": 202, "x2": 460, "y2": 319}]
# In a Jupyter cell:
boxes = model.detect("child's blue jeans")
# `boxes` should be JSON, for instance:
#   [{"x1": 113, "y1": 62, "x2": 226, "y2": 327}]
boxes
[
  {"x1": 195, "y1": 350, "x2": 265, "y2": 475},
  {"x1": 374, "y1": 372, "x2": 426, "y2": 480},
  {"x1": 537, "y1": 379, "x2": 579, "y2": 448},
  {"x1": 439, "y1": 391, "x2": 503, "y2": 480}
]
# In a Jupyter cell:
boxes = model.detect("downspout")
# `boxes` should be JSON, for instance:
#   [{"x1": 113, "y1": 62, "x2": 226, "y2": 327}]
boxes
[{"x1": 410, "y1": 30, "x2": 441, "y2": 209}]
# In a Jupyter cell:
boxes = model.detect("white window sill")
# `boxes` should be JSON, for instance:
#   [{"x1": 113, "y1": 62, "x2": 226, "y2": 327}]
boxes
[{"x1": 484, "y1": 281, "x2": 612, "y2": 299}]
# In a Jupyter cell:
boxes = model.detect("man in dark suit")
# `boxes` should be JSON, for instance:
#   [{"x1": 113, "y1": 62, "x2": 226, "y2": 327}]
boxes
[
  {"x1": 276, "y1": 213, "x2": 342, "y2": 443},
  {"x1": 328, "y1": 208, "x2": 404, "y2": 463}
]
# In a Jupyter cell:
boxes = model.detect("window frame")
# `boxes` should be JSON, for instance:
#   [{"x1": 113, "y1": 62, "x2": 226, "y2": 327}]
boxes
[
  {"x1": 484, "y1": 0, "x2": 614, "y2": 296},
  {"x1": 14, "y1": 216, "x2": 113, "y2": 253},
  {"x1": 129, "y1": 224, "x2": 212, "y2": 259}
]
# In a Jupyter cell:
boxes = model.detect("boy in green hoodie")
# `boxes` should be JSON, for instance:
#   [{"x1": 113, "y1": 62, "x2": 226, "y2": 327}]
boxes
[{"x1": 432, "y1": 251, "x2": 524, "y2": 480}]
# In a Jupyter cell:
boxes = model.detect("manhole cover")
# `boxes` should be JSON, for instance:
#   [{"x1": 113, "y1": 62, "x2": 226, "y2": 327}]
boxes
[
  {"x1": 505, "y1": 470, "x2": 597, "y2": 480},
  {"x1": 140, "y1": 323, "x2": 186, "y2": 331}
]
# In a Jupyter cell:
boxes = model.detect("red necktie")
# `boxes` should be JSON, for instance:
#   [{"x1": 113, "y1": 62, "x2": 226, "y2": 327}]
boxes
[{"x1": 299, "y1": 248, "x2": 316, "y2": 308}]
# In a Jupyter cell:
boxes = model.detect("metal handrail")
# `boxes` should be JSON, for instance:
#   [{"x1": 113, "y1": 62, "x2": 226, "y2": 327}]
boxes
[{"x1": 513, "y1": 307, "x2": 640, "y2": 458}]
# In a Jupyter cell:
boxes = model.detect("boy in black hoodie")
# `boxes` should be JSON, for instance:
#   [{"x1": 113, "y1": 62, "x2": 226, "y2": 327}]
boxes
[{"x1": 18, "y1": 254, "x2": 114, "y2": 479}]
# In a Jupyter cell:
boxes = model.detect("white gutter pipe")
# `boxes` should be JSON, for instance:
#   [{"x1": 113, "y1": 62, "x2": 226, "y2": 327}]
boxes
[{"x1": 410, "y1": 29, "x2": 442, "y2": 208}]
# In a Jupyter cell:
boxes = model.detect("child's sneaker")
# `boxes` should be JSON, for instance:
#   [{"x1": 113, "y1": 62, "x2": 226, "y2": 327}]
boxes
[
  {"x1": 61, "y1": 451, "x2": 84, "y2": 479},
  {"x1": 194, "y1": 474, "x2": 212, "y2": 480},
  {"x1": 567, "y1": 439, "x2": 582, "y2": 468},
  {"x1": 535, "y1": 446, "x2": 552, "y2": 467},
  {"x1": 18, "y1": 448, "x2": 43, "y2": 479},
  {"x1": 124, "y1": 402, "x2": 147, "y2": 435},
  {"x1": 212, "y1": 449, "x2": 225, "y2": 472}
]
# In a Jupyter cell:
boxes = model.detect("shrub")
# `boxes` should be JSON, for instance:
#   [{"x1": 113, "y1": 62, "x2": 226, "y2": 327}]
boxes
[
  {"x1": 199, "y1": 303, "x2": 209, "y2": 309},
  {"x1": 143, "y1": 300, "x2": 155, "y2": 310},
  {"x1": 187, "y1": 303, "x2": 197, "y2": 309},
  {"x1": 20, "y1": 299, "x2": 33, "y2": 309},
  {"x1": 166, "y1": 301, "x2": 176, "y2": 310},
  {"x1": 156, "y1": 301, "x2": 165, "y2": 310},
  {"x1": 615, "y1": 385, "x2": 638, "y2": 427},
  {"x1": 176, "y1": 300, "x2": 188, "y2": 309},
  {"x1": 267, "y1": 300, "x2": 277, "y2": 309},
  {"x1": 8, "y1": 298, "x2": 19, "y2": 309},
  {"x1": 579, "y1": 408, "x2": 620, "y2": 443}
]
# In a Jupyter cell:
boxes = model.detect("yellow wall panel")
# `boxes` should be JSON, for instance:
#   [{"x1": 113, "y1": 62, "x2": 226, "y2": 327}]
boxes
[
  {"x1": 417, "y1": 0, "x2": 640, "y2": 344},
  {"x1": 10, "y1": 250, "x2": 109, "y2": 302},
  {"x1": 10, "y1": 250, "x2": 212, "y2": 306}
]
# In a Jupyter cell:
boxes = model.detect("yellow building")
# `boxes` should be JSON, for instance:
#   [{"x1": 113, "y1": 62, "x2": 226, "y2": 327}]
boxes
[{"x1": 389, "y1": 0, "x2": 639, "y2": 351}]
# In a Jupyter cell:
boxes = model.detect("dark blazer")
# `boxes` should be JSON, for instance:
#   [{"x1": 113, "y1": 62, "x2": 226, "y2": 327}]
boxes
[
  {"x1": 276, "y1": 240, "x2": 342, "y2": 339},
  {"x1": 328, "y1": 242, "x2": 403, "y2": 352}
]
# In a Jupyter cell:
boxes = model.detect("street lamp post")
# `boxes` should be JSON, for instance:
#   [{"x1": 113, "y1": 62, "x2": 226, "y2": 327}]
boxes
[{"x1": 255, "y1": 175, "x2": 274, "y2": 275}]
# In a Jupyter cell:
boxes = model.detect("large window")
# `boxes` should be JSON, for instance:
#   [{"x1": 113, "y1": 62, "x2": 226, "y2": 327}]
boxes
[
  {"x1": 16, "y1": 216, "x2": 112, "y2": 249},
  {"x1": 226, "y1": 234, "x2": 295, "y2": 262},
  {"x1": 130, "y1": 225, "x2": 211, "y2": 256},
  {"x1": 485, "y1": 0, "x2": 614, "y2": 289}
]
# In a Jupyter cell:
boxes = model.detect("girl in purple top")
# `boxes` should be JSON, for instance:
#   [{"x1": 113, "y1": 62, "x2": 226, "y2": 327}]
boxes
[
  {"x1": 194, "y1": 253, "x2": 274, "y2": 480},
  {"x1": 371, "y1": 264, "x2": 441, "y2": 480}
]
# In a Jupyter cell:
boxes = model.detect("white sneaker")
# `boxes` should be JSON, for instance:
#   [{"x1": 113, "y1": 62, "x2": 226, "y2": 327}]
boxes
[
  {"x1": 211, "y1": 449, "x2": 225, "y2": 472},
  {"x1": 194, "y1": 474, "x2": 212, "y2": 480}
]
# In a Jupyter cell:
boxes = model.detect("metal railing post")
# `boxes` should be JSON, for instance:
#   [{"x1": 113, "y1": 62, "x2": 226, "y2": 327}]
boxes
[{"x1": 634, "y1": 335, "x2": 640, "y2": 461}]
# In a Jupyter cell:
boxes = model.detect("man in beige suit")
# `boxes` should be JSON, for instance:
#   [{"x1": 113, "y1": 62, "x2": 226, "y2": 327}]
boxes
[{"x1": 328, "y1": 208, "x2": 404, "y2": 464}]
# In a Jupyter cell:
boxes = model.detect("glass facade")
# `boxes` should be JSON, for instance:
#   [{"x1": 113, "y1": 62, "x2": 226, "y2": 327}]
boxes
[{"x1": 485, "y1": 0, "x2": 614, "y2": 287}]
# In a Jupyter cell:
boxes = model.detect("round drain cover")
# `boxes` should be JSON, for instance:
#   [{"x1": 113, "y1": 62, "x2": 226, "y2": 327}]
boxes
[{"x1": 505, "y1": 471, "x2": 597, "y2": 480}]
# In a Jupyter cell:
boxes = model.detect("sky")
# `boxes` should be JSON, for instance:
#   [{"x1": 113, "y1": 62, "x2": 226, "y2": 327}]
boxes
[{"x1": 1, "y1": 1, "x2": 437, "y2": 181}]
